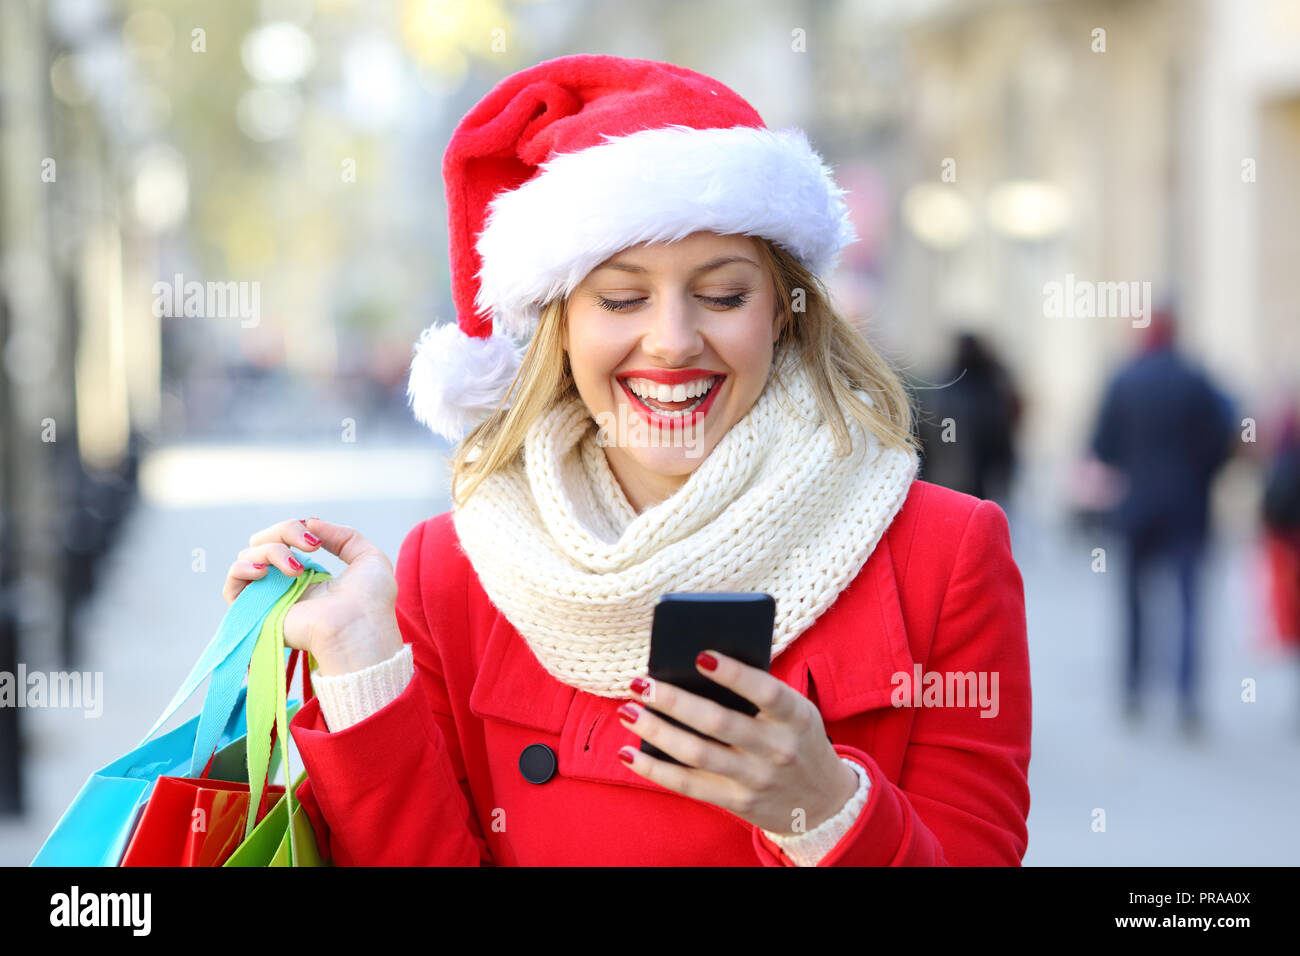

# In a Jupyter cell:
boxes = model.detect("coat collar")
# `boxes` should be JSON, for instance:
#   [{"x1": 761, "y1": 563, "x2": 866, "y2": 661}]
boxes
[{"x1": 465, "y1": 518, "x2": 915, "y2": 788}]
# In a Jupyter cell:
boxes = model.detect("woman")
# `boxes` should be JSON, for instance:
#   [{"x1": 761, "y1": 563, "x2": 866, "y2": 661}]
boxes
[{"x1": 223, "y1": 55, "x2": 1031, "y2": 865}]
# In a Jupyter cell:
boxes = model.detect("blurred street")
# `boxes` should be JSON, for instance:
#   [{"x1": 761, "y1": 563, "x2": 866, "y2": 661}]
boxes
[
  {"x1": 1009, "y1": 497, "x2": 1300, "y2": 865},
  {"x1": 3, "y1": 443, "x2": 1297, "y2": 866}
]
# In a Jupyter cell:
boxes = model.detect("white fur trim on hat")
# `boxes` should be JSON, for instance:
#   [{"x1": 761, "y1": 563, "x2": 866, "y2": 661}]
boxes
[
  {"x1": 473, "y1": 124, "x2": 858, "y2": 341},
  {"x1": 407, "y1": 321, "x2": 525, "y2": 443}
]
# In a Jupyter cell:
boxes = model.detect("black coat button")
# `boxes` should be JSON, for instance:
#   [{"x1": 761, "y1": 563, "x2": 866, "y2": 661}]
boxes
[{"x1": 519, "y1": 743, "x2": 558, "y2": 784}]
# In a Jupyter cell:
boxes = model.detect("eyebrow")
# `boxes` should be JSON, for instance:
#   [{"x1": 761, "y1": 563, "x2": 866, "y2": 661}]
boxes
[{"x1": 592, "y1": 254, "x2": 760, "y2": 276}]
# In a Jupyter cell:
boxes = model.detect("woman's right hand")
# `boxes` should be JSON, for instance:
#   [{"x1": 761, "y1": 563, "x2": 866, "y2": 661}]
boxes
[{"x1": 222, "y1": 517, "x2": 404, "y2": 676}]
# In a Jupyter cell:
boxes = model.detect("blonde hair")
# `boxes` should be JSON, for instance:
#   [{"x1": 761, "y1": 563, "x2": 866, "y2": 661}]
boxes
[{"x1": 448, "y1": 236, "x2": 918, "y2": 509}]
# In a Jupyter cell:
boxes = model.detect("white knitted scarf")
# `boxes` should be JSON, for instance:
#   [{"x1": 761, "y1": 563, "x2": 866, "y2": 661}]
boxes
[{"x1": 452, "y1": 348, "x2": 919, "y2": 698}]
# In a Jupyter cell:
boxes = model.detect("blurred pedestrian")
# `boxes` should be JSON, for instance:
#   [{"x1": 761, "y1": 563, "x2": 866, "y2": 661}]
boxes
[
  {"x1": 1260, "y1": 402, "x2": 1300, "y2": 718},
  {"x1": 1089, "y1": 309, "x2": 1236, "y2": 736},
  {"x1": 917, "y1": 331, "x2": 1022, "y2": 507}
]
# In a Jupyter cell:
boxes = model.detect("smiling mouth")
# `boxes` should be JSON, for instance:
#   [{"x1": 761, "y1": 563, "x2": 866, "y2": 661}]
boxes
[{"x1": 617, "y1": 376, "x2": 725, "y2": 427}]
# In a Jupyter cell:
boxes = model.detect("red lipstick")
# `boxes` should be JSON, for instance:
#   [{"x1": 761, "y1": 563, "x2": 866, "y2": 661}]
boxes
[{"x1": 617, "y1": 373, "x2": 725, "y2": 431}]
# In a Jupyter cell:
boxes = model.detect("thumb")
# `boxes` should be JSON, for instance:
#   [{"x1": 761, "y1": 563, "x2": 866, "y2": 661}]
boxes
[{"x1": 301, "y1": 517, "x2": 390, "y2": 569}]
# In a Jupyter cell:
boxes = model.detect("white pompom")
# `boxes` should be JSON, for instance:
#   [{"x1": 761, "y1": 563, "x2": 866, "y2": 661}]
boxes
[{"x1": 406, "y1": 321, "x2": 525, "y2": 443}]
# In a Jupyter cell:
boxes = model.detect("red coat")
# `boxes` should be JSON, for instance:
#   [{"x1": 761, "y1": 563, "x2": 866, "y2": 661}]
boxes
[{"x1": 289, "y1": 479, "x2": 1032, "y2": 865}]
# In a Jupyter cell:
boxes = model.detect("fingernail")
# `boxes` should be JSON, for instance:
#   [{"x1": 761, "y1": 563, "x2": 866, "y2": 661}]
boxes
[
  {"x1": 617, "y1": 746, "x2": 635, "y2": 765},
  {"x1": 303, "y1": 532, "x2": 321, "y2": 546},
  {"x1": 696, "y1": 651, "x2": 718, "y2": 671},
  {"x1": 251, "y1": 562, "x2": 267, "y2": 570},
  {"x1": 288, "y1": 556, "x2": 304, "y2": 571},
  {"x1": 630, "y1": 677, "x2": 651, "y2": 697},
  {"x1": 617, "y1": 703, "x2": 639, "y2": 722}
]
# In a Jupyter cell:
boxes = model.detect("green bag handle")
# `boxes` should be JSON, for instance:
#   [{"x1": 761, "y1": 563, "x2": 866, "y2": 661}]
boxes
[{"x1": 244, "y1": 567, "x2": 332, "y2": 866}]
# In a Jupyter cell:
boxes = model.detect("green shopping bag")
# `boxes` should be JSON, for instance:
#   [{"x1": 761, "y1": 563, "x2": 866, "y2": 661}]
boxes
[
  {"x1": 224, "y1": 769, "x2": 325, "y2": 867},
  {"x1": 227, "y1": 567, "x2": 332, "y2": 867}
]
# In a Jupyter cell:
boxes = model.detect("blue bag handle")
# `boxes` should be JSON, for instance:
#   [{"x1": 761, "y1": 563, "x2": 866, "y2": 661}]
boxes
[{"x1": 140, "y1": 549, "x2": 328, "y2": 777}]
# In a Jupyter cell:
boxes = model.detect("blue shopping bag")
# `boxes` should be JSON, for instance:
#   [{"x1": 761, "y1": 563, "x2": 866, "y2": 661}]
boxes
[
  {"x1": 31, "y1": 553, "x2": 327, "y2": 866},
  {"x1": 31, "y1": 688, "x2": 250, "y2": 866}
]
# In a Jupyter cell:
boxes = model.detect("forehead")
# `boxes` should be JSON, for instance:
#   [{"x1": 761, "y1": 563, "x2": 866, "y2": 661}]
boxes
[{"x1": 591, "y1": 232, "x2": 762, "y2": 273}]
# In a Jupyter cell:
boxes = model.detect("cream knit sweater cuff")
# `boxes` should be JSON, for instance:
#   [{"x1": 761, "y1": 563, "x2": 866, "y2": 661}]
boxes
[
  {"x1": 760, "y1": 757, "x2": 872, "y2": 866},
  {"x1": 312, "y1": 643, "x2": 414, "y2": 732}
]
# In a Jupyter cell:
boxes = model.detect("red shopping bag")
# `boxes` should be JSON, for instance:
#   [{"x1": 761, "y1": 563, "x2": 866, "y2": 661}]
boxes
[
  {"x1": 118, "y1": 775, "x2": 285, "y2": 867},
  {"x1": 1263, "y1": 530, "x2": 1300, "y2": 650},
  {"x1": 120, "y1": 650, "x2": 313, "y2": 867}
]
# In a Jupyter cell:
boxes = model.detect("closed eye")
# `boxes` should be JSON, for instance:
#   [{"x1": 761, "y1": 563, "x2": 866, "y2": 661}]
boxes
[
  {"x1": 595, "y1": 296, "x2": 644, "y2": 312},
  {"x1": 702, "y1": 293, "x2": 750, "y2": 309},
  {"x1": 596, "y1": 293, "x2": 751, "y2": 313}
]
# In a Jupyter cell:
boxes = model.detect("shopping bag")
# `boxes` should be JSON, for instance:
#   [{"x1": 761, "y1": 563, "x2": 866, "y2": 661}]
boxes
[
  {"x1": 241, "y1": 570, "x2": 332, "y2": 866},
  {"x1": 30, "y1": 688, "x2": 249, "y2": 867},
  {"x1": 225, "y1": 643, "x2": 330, "y2": 867},
  {"x1": 268, "y1": 779, "x2": 326, "y2": 867},
  {"x1": 224, "y1": 768, "x2": 326, "y2": 867},
  {"x1": 120, "y1": 564, "x2": 330, "y2": 867},
  {"x1": 31, "y1": 549, "x2": 329, "y2": 866},
  {"x1": 1262, "y1": 531, "x2": 1300, "y2": 650},
  {"x1": 119, "y1": 775, "x2": 286, "y2": 867},
  {"x1": 226, "y1": 644, "x2": 329, "y2": 866},
  {"x1": 118, "y1": 699, "x2": 306, "y2": 867}
]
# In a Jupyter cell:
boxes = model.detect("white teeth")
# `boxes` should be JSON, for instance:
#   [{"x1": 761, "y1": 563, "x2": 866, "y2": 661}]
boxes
[
  {"x1": 625, "y1": 375, "x2": 718, "y2": 401},
  {"x1": 622, "y1": 375, "x2": 721, "y2": 418}
]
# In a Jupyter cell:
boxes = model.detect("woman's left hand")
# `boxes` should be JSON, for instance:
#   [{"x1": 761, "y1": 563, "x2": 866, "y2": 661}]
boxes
[{"x1": 616, "y1": 650, "x2": 861, "y2": 834}]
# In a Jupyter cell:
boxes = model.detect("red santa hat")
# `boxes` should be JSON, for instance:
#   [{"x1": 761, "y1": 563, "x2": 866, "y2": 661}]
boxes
[{"x1": 407, "y1": 54, "x2": 858, "y2": 442}]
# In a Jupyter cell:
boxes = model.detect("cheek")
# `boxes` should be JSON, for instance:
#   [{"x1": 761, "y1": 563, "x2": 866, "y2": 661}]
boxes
[
  {"x1": 722, "y1": 308, "x2": 777, "y2": 368},
  {"x1": 565, "y1": 312, "x2": 627, "y2": 381}
]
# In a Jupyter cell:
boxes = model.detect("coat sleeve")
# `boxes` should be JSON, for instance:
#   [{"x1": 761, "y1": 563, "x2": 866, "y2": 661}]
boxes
[
  {"x1": 751, "y1": 498, "x2": 1032, "y2": 866},
  {"x1": 289, "y1": 516, "x2": 492, "y2": 865}
]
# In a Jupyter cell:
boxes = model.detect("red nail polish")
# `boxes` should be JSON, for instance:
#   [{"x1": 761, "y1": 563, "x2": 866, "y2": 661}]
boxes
[
  {"x1": 696, "y1": 651, "x2": 718, "y2": 671},
  {"x1": 288, "y1": 556, "x2": 303, "y2": 571},
  {"x1": 617, "y1": 703, "x2": 639, "y2": 722},
  {"x1": 617, "y1": 747, "x2": 635, "y2": 765},
  {"x1": 630, "y1": 677, "x2": 651, "y2": 696},
  {"x1": 251, "y1": 563, "x2": 267, "y2": 569},
  {"x1": 303, "y1": 532, "x2": 321, "y2": 545}
]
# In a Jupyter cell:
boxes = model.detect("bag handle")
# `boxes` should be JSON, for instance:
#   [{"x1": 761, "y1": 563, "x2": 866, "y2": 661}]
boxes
[
  {"x1": 244, "y1": 567, "x2": 332, "y2": 865},
  {"x1": 194, "y1": 650, "x2": 306, "y2": 784},
  {"x1": 141, "y1": 550, "x2": 330, "y2": 778},
  {"x1": 284, "y1": 647, "x2": 315, "y2": 704}
]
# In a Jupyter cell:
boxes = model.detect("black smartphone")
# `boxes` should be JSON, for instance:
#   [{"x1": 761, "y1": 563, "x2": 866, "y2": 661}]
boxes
[{"x1": 639, "y1": 592, "x2": 776, "y2": 766}]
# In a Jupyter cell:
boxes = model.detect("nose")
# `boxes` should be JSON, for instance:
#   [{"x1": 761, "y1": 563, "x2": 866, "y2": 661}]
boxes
[{"x1": 641, "y1": 292, "x2": 704, "y2": 365}]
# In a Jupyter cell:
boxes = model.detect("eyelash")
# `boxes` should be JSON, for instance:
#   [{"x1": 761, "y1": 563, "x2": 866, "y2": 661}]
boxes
[{"x1": 596, "y1": 293, "x2": 751, "y2": 313}]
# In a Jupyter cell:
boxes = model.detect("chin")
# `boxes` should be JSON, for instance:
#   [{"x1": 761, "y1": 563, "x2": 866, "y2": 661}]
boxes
[{"x1": 628, "y1": 445, "x2": 711, "y2": 476}]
